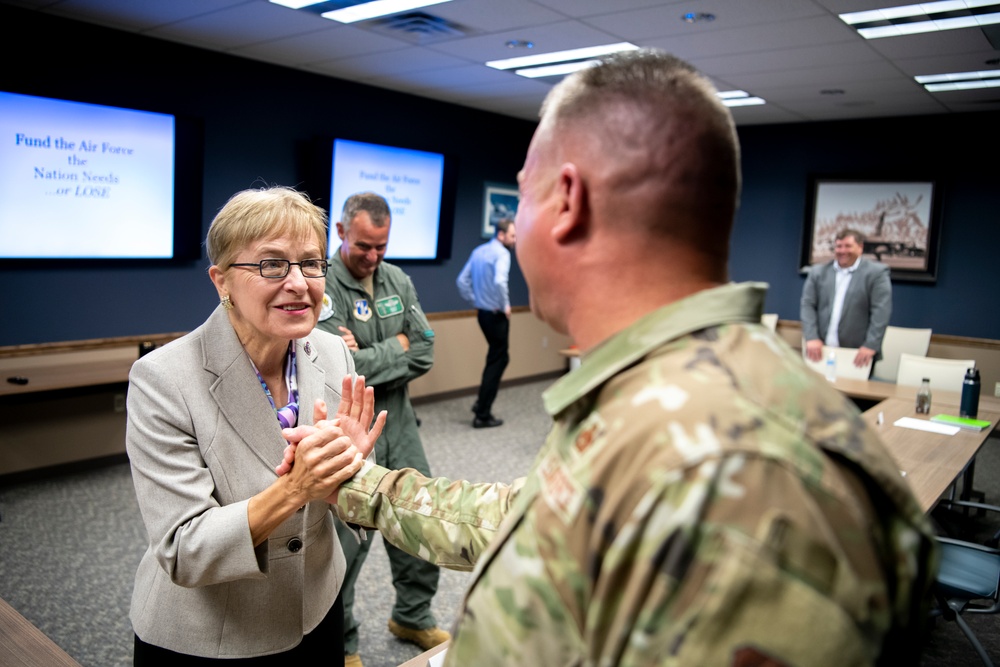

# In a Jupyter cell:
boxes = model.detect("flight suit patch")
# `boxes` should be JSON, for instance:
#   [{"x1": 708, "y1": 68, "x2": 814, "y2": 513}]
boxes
[
  {"x1": 353, "y1": 299, "x2": 372, "y2": 322},
  {"x1": 318, "y1": 293, "x2": 335, "y2": 322},
  {"x1": 375, "y1": 294, "x2": 404, "y2": 318}
]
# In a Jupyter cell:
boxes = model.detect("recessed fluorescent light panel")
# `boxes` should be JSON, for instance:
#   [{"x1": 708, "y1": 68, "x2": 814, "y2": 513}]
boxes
[
  {"x1": 840, "y1": 1, "x2": 1000, "y2": 39},
  {"x1": 916, "y1": 69, "x2": 1000, "y2": 91},
  {"x1": 515, "y1": 61, "x2": 601, "y2": 78},
  {"x1": 269, "y1": 0, "x2": 453, "y2": 23},
  {"x1": 487, "y1": 42, "x2": 638, "y2": 76},
  {"x1": 270, "y1": 0, "x2": 326, "y2": 8},
  {"x1": 323, "y1": 0, "x2": 452, "y2": 23},
  {"x1": 717, "y1": 90, "x2": 766, "y2": 107}
]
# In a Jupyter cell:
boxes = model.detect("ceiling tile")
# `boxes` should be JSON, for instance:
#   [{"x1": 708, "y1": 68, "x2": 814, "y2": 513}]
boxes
[
  {"x1": 147, "y1": 1, "x2": 332, "y2": 50},
  {"x1": 584, "y1": 0, "x2": 829, "y2": 42},
  {"x1": 234, "y1": 24, "x2": 410, "y2": 65},
  {"x1": 11, "y1": 0, "x2": 997, "y2": 125}
]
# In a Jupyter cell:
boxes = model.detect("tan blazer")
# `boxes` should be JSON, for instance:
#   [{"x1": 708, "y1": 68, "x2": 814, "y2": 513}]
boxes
[{"x1": 126, "y1": 306, "x2": 353, "y2": 658}]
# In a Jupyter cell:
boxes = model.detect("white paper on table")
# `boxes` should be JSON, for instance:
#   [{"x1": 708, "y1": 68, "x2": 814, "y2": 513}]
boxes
[
  {"x1": 428, "y1": 649, "x2": 448, "y2": 667},
  {"x1": 893, "y1": 417, "x2": 960, "y2": 435}
]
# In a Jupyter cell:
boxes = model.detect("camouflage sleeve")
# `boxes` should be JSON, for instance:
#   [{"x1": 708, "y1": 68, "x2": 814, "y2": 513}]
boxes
[
  {"x1": 335, "y1": 460, "x2": 524, "y2": 571},
  {"x1": 593, "y1": 453, "x2": 910, "y2": 666}
]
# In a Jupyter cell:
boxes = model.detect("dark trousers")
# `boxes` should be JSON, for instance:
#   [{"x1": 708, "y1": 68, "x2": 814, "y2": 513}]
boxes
[
  {"x1": 475, "y1": 309, "x2": 510, "y2": 418},
  {"x1": 134, "y1": 595, "x2": 344, "y2": 665},
  {"x1": 336, "y1": 519, "x2": 439, "y2": 654}
]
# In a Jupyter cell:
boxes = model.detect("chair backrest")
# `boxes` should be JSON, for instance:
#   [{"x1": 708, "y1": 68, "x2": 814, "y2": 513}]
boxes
[
  {"x1": 871, "y1": 326, "x2": 933, "y2": 383},
  {"x1": 896, "y1": 353, "x2": 975, "y2": 392},
  {"x1": 760, "y1": 313, "x2": 778, "y2": 332},
  {"x1": 801, "y1": 345, "x2": 873, "y2": 380}
]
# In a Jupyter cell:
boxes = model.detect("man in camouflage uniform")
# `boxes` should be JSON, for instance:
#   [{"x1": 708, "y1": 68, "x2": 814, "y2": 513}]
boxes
[
  {"x1": 316, "y1": 192, "x2": 447, "y2": 665},
  {"x1": 309, "y1": 51, "x2": 937, "y2": 666}
]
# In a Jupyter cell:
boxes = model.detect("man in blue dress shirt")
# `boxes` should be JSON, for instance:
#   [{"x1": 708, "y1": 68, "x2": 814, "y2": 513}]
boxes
[{"x1": 456, "y1": 219, "x2": 517, "y2": 428}]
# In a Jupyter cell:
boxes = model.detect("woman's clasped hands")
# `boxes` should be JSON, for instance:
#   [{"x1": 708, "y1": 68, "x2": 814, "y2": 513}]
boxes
[{"x1": 276, "y1": 375, "x2": 386, "y2": 502}]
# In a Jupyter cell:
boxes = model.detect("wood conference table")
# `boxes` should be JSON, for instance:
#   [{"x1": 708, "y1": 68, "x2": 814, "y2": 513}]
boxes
[
  {"x1": 0, "y1": 597, "x2": 82, "y2": 667},
  {"x1": 398, "y1": 641, "x2": 449, "y2": 667},
  {"x1": 834, "y1": 377, "x2": 1000, "y2": 513},
  {"x1": 860, "y1": 396, "x2": 1000, "y2": 512}
]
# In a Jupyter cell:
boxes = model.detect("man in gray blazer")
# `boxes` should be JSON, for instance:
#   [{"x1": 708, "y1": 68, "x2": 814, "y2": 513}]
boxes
[{"x1": 801, "y1": 228, "x2": 892, "y2": 367}]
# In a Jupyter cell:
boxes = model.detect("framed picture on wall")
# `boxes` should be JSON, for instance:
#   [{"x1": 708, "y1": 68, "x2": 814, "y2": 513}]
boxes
[
  {"x1": 482, "y1": 183, "x2": 519, "y2": 238},
  {"x1": 801, "y1": 177, "x2": 941, "y2": 283}
]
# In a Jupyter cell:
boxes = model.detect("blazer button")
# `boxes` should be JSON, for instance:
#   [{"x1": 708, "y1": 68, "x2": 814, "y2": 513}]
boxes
[{"x1": 287, "y1": 538, "x2": 303, "y2": 553}]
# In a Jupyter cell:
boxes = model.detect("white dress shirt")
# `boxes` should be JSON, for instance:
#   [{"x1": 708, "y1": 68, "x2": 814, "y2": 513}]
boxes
[{"x1": 824, "y1": 256, "x2": 860, "y2": 347}]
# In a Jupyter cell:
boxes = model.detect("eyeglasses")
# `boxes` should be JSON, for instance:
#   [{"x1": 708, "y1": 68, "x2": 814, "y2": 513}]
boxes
[{"x1": 228, "y1": 258, "x2": 328, "y2": 278}]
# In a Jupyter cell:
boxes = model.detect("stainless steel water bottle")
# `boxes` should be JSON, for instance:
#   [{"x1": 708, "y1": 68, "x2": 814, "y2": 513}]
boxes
[{"x1": 960, "y1": 367, "x2": 981, "y2": 419}]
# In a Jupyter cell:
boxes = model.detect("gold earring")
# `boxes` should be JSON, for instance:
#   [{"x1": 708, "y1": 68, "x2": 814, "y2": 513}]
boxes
[{"x1": 221, "y1": 295, "x2": 234, "y2": 311}]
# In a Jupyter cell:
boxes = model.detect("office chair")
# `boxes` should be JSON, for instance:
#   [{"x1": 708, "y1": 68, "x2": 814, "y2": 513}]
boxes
[
  {"x1": 871, "y1": 326, "x2": 932, "y2": 383},
  {"x1": 897, "y1": 353, "x2": 975, "y2": 392},
  {"x1": 935, "y1": 533, "x2": 1000, "y2": 666}
]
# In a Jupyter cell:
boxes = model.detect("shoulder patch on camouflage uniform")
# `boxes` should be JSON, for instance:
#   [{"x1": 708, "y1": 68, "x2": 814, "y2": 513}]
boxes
[
  {"x1": 539, "y1": 451, "x2": 585, "y2": 524},
  {"x1": 573, "y1": 411, "x2": 606, "y2": 457}
]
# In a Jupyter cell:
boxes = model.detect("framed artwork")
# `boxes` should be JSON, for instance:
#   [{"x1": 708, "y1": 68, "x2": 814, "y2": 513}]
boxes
[
  {"x1": 482, "y1": 183, "x2": 519, "y2": 238},
  {"x1": 801, "y1": 177, "x2": 941, "y2": 283}
]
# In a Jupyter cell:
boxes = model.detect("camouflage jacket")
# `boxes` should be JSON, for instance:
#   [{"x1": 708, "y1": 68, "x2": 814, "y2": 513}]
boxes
[{"x1": 336, "y1": 282, "x2": 936, "y2": 666}]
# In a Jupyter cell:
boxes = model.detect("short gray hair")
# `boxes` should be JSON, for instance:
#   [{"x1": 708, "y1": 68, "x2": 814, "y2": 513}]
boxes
[{"x1": 340, "y1": 192, "x2": 391, "y2": 232}]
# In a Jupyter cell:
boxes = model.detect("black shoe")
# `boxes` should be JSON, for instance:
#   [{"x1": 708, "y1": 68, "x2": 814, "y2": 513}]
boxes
[{"x1": 473, "y1": 415, "x2": 503, "y2": 428}]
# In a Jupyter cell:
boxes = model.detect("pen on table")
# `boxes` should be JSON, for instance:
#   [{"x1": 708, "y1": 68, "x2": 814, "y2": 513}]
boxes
[{"x1": 877, "y1": 411, "x2": 884, "y2": 426}]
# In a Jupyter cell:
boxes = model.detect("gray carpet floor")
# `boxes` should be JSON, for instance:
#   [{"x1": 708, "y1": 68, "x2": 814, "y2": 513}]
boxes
[{"x1": 1, "y1": 377, "x2": 998, "y2": 666}]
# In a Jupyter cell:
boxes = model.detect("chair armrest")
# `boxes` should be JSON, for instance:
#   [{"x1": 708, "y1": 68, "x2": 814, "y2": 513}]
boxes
[
  {"x1": 938, "y1": 499, "x2": 1000, "y2": 516},
  {"x1": 938, "y1": 536, "x2": 1000, "y2": 554}
]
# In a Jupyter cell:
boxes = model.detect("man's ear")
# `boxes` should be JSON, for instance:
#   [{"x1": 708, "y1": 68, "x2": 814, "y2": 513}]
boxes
[
  {"x1": 336, "y1": 222, "x2": 347, "y2": 241},
  {"x1": 551, "y1": 162, "x2": 588, "y2": 244}
]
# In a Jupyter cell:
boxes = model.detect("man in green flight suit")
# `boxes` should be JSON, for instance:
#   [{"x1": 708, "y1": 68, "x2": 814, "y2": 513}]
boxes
[{"x1": 316, "y1": 191, "x2": 447, "y2": 667}]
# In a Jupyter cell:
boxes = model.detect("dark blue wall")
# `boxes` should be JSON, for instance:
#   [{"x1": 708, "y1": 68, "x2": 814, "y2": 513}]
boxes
[
  {"x1": 733, "y1": 114, "x2": 1000, "y2": 339},
  {"x1": 0, "y1": 6, "x2": 534, "y2": 346},
  {"x1": 2, "y1": 6, "x2": 997, "y2": 346}
]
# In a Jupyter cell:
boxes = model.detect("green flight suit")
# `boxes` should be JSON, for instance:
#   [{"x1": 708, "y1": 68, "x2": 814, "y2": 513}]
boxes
[{"x1": 317, "y1": 252, "x2": 439, "y2": 655}]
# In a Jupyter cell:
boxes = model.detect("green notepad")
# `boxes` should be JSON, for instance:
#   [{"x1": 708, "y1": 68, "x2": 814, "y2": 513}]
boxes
[{"x1": 930, "y1": 414, "x2": 992, "y2": 431}]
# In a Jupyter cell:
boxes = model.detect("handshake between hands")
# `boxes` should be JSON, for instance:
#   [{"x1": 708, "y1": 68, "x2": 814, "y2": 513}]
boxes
[{"x1": 274, "y1": 375, "x2": 387, "y2": 504}]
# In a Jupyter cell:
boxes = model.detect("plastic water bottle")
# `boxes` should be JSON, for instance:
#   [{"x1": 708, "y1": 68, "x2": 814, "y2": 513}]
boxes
[
  {"x1": 915, "y1": 378, "x2": 932, "y2": 414},
  {"x1": 824, "y1": 350, "x2": 837, "y2": 382},
  {"x1": 961, "y1": 367, "x2": 981, "y2": 418}
]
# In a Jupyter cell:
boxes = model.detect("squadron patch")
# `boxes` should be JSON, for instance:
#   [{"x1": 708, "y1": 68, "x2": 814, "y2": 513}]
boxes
[
  {"x1": 317, "y1": 293, "x2": 335, "y2": 322},
  {"x1": 353, "y1": 298, "x2": 373, "y2": 322}
]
